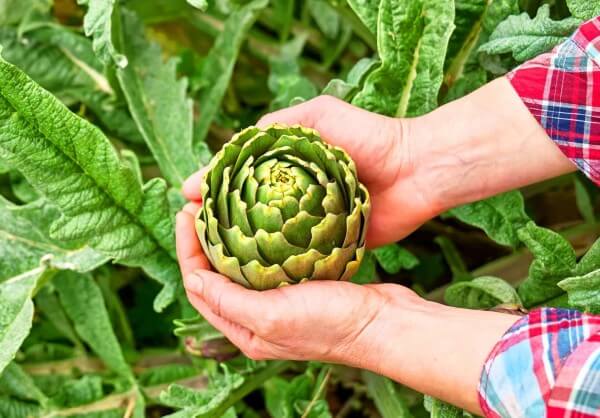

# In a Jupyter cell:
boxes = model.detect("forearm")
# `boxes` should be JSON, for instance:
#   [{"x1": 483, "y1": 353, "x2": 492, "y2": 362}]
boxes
[
  {"x1": 348, "y1": 294, "x2": 517, "y2": 414},
  {"x1": 408, "y1": 77, "x2": 575, "y2": 213}
]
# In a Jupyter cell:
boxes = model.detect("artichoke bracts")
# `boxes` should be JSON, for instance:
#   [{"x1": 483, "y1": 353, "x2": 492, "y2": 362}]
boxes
[{"x1": 196, "y1": 124, "x2": 370, "y2": 290}]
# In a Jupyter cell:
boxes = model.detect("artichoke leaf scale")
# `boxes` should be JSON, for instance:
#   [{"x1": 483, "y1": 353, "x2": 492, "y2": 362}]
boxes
[
  {"x1": 248, "y1": 202, "x2": 284, "y2": 233},
  {"x1": 271, "y1": 196, "x2": 300, "y2": 222},
  {"x1": 308, "y1": 212, "x2": 348, "y2": 255},
  {"x1": 242, "y1": 168, "x2": 258, "y2": 207},
  {"x1": 254, "y1": 229, "x2": 305, "y2": 265},
  {"x1": 311, "y1": 244, "x2": 357, "y2": 280},
  {"x1": 228, "y1": 190, "x2": 253, "y2": 236},
  {"x1": 208, "y1": 241, "x2": 252, "y2": 288},
  {"x1": 282, "y1": 249, "x2": 326, "y2": 281},
  {"x1": 209, "y1": 143, "x2": 241, "y2": 203},
  {"x1": 298, "y1": 184, "x2": 327, "y2": 217},
  {"x1": 232, "y1": 131, "x2": 277, "y2": 174},
  {"x1": 281, "y1": 211, "x2": 322, "y2": 248},
  {"x1": 343, "y1": 200, "x2": 363, "y2": 248},
  {"x1": 241, "y1": 260, "x2": 294, "y2": 290},
  {"x1": 323, "y1": 182, "x2": 346, "y2": 215},
  {"x1": 219, "y1": 224, "x2": 266, "y2": 266},
  {"x1": 216, "y1": 166, "x2": 232, "y2": 228},
  {"x1": 339, "y1": 247, "x2": 365, "y2": 282},
  {"x1": 231, "y1": 156, "x2": 254, "y2": 190}
]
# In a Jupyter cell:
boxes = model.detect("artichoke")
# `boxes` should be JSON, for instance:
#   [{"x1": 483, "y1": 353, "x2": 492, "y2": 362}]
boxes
[{"x1": 196, "y1": 124, "x2": 370, "y2": 290}]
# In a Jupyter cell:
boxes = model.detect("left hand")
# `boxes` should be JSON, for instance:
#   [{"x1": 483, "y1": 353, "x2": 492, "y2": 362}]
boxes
[{"x1": 176, "y1": 194, "x2": 419, "y2": 366}]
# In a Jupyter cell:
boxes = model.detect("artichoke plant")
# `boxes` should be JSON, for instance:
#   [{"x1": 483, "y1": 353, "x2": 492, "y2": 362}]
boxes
[{"x1": 196, "y1": 124, "x2": 370, "y2": 290}]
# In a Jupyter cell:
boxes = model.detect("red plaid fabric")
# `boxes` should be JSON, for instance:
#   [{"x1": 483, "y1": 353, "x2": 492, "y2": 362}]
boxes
[
  {"x1": 508, "y1": 17, "x2": 600, "y2": 185},
  {"x1": 479, "y1": 308, "x2": 600, "y2": 418}
]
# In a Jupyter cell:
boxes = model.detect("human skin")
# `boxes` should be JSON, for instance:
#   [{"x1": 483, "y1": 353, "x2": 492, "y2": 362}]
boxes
[{"x1": 175, "y1": 77, "x2": 576, "y2": 414}]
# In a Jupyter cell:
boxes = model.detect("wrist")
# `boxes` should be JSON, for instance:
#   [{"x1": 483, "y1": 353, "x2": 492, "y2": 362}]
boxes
[{"x1": 406, "y1": 77, "x2": 575, "y2": 213}]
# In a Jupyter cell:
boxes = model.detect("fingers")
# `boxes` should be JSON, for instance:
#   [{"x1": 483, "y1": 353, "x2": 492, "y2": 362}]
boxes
[
  {"x1": 182, "y1": 167, "x2": 209, "y2": 201},
  {"x1": 183, "y1": 270, "x2": 271, "y2": 333},
  {"x1": 175, "y1": 208, "x2": 210, "y2": 277}
]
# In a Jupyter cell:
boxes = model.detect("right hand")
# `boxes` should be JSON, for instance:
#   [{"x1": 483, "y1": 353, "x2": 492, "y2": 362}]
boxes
[{"x1": 257, "y1": 95, "x2": 439, "y2": 247}]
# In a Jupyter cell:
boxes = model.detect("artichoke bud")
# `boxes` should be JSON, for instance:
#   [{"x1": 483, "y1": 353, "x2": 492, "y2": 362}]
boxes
[{"x1": 196, "y1": 124, "x2": 370, "y2": 290}]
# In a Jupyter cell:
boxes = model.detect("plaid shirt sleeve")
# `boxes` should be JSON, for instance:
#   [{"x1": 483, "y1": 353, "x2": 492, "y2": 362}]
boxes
[
  {"x1": 508, "y1": 17, "x2": 600, "y2": 186},
  {"x1": 478, "y1": 308, "x2": 600, "y2": 417}
]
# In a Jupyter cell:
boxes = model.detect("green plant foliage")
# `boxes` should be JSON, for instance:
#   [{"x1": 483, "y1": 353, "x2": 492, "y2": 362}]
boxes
[
  {"x1": 479, "y1": 5, "x2": 582, "y2": 62},
  {"x1": 446, "y1": 191, "x2": 530, "y2": 247},
  {"x1": 567, "y1": 0, "x2": 600, "y2": 20},
  {"x1": 445, "y1": 276, "x2": 522, "y2": 309},
  {"x1": 373, "y1": 244, "x2": 419, "y2": 274},
  {"x1": 0, "y1": 0, "x2": 597, "y2": 416}
]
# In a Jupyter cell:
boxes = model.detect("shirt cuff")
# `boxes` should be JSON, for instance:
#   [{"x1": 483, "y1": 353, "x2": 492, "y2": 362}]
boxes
[
  {"x1": 478, "y1": 308, "x2": 600, "y2": 418},
  {"x1": 508, "y1": 17, "x2": 600, "y2": 186}
]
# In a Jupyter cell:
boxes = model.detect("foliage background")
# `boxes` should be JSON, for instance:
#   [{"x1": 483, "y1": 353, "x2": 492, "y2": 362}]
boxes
[{"x1": 0, "y1": 0, "x2": 599, "y2": 417}]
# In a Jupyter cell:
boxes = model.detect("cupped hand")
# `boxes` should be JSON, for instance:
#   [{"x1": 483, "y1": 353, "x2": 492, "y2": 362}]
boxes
[{"x1": 176, "y1": 201, "x2": 422, "y2": 365}]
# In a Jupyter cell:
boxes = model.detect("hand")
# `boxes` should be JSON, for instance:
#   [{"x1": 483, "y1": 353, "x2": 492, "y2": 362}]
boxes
[{"x1": 176, "y1": 199, "x2": 417, "y2": 365}]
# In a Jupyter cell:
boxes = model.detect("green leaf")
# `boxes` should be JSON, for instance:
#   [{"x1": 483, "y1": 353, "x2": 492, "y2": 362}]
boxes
[
  {"x1": 194, "y1": 0, "x2": 268, "y2": 145},
  {"x1": 445, "y1": 276, "x2": 521, "y2": 309},
  {"x1": 346, "y1": 0, "x2": 379, "y2": 35},
  {"x1": 114, "y1": 8, "x2": 197, "y2": 187},
  {"x1": 567, "y1": 0, "x2": 600, "y2": 20},
  {"x1": 517, "y1": 222, "x2": 577, "y2": 307},
  {"x1": 577, "y1": 237, "x2": 600, "y2": 275},
  {"x1": 351, "y1": 250, "x2": 377, "y2": 284},
  {"x1": 558, "y1": 269, "x2": 600, "y2": 313},
  {"x1": 0, "y1": 268, "x2": 44, "y2": 374},
  {"x1": 479, "y1": 5, "x2": 581, "y2": 62},
  {"x1": 309, "y1": 0, "x2": 340, "y2": 39},
  {"x1": 0, "y1": 362, "x2": 48, "y2": 406},
  {"x1": 322, "y1": 57, "x2": 379, "y2": 101},
  {"x1": 77, "y1": 0, "x2": 127, "y2": 66},
  {"x1": 373, "y1": 244, "x2": 419, "y2": 274},
  {"x1": 268, "y1": 36, "x2": 318, "y2": 111},
  {"x1": 434, "y1": 236, "x2": 471, "y2": 282},
  {"x1": 424, "y1": 396, "x2": 462, "y2": 418},
  {"x1": 352, "y1": 0, "x2": 455, "y2": 117},
  {"x1": 575, "y1": 174, "x2": 597, "y2": 225},
  {"x1": 53, "y1": 271, "x2": 134, "y2": 381},
  {"x1": 0, "y1": 395, "x2": 42, "y2": 418},
  {"x1": 446, "y1": 191, "x2": 530, "y2": 247},
  {"x1": 35, "y1": 287, "x2": 82, "y2": 349},
  {"x1": 0, "y1": 0, "x2": 50, "y2": 25},
  {"x1": 0, "y1": 56, "x2": 181, "y2": 310},
  {"x1": 0, "y1": 197, "x2": 107, "y2": 281},
  {"x1": 362, "y1": 371, "x2": 412, "y2": 418}
]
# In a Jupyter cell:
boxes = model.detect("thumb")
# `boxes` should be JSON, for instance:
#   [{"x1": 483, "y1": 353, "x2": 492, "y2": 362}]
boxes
[{"x1": 184, "y1": 270, "x2": 266, "y2": 331}]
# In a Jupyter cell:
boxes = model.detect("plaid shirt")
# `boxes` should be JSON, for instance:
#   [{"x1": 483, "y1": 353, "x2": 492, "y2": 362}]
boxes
[
  {"x1": 479, "y1": 18, "x2": 600, "y2": 417},
  {"x1": 508, "y1": 17, "x2": 600, "y2": 185}
]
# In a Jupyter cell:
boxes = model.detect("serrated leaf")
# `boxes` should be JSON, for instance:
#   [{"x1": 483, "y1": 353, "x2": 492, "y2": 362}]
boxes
[
  {"x1": 479, "y1": 5, "x2": 581, "y2": 62},
  {"x1": 0, "y1": 268, "x2": 44, "y2": 374},
  {"x1": 362, "y1": 371, "x2": 411, "y2": 418},
  {"x1": 373, "y1": 244, "x2": 419, "y2": 274},
  {"x1": 0, "y1": 395, "x2": 42, "y2": 418},
  {"x1": 53, "y1": 271, "x2": 134, "y2": 381},
  {"x1": 567, "y1": 0, "x2": 600, "y2": 20},
  {"x1": 352, "y1": 0, "x2": 455, "y2": 117},
  {"x1": 446, "y1": 191, "x2": 530, "y2": 247},
  {"x1": 77, "y1": 0, "x2": 127, "y2": 66},
  {"x1": 0, "y1": 197, "x2": 107, "y2": 281},
  {"x1": 35, "y1": 287, "x2": 82, "y2": 348},
  {"x1": 53, "y1": 374, "x2": 104, "y2": 407},
  {"x1": 517, "y1": 222, "x2": 577, "y2": 307},
  {"x1": 558, "y1": 269, "x2": 600, "y2": 313},
  {"x1": 445, "y1": 276, "x2": 521, "y2": 309},
  {"x1": 114, "y1": 8, "x2": 197, "y2": 187},
  {"x1": 0, "y1": 57, "x2": 181, "y2": 310},
  {"x1": 194, "y1": 0, "x2": 268, "y2": 145}
]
